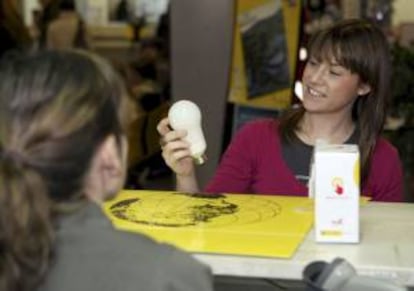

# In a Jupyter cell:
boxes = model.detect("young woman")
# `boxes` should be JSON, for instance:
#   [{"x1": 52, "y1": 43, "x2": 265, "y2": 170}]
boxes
[
  {"x1": 0, "y1": 50, "x2": 213, "y2": 291},
  {"x1": 157, "y1": 19, "x2": 402, "y2": 202}
]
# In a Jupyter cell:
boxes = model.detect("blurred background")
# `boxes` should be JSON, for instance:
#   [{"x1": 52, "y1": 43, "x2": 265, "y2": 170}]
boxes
[{"x1": 1, "y1": 0, "x2": 414, "y2": 201}]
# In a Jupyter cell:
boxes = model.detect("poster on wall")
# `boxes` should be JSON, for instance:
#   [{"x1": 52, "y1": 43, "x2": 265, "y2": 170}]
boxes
[{"x1": 229, "y1": 0, "x2": 301, "y2": 110}]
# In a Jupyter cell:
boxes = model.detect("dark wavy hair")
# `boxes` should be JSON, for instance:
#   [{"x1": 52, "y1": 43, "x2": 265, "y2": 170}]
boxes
[
  {"x1": 280, "y1": 19, "x2": 392, "y2": 183},
  {"x1": 0, "y1": 50, "x2": 128, "y2": 291}
]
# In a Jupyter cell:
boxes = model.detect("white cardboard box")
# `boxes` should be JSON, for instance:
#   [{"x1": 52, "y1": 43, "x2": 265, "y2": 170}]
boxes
[{"x1": 314, "y1": 144, "x2": 360, "y2": 243}]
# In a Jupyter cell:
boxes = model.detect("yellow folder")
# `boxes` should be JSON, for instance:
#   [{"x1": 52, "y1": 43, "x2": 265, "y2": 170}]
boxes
[{"x1": 103, "y1": 190, "x2": 314, "y2": 258}]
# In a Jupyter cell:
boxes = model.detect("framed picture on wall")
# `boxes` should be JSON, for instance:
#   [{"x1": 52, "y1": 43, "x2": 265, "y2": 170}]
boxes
[{"x1": 229, "y1": 0, "x2": 302, "y2": 110}]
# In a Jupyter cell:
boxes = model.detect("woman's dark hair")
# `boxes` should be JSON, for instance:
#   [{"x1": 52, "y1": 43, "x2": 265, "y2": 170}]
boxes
[
  {"x1": 280, "y1": 19, "x2": 392, "y2": 183},
  {"x1": 0, "y1": 50, "x2": 128, "y2": 291}
]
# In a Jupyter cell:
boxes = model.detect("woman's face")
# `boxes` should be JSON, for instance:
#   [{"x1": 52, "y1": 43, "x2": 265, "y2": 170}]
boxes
[{"x1": 301, "y1": 56, "x2": 370, "y2": 117}]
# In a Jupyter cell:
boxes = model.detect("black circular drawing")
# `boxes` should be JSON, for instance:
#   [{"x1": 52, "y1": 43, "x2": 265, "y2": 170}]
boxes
[{"x1": 109, "y1": 192, "x2": 282, "y2": 228}]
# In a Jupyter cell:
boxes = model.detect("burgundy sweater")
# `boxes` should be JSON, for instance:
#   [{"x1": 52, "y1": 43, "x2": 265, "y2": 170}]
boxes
[{"x1": 205, "y1": 119, "x2": 403, "y2": 202}]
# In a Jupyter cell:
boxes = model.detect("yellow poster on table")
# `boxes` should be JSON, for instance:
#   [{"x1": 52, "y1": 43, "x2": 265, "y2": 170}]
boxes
[
  {"x1": 103, "y1": 190, "x2": 313, "y2": 258},
  {"x1": 229, "y1": 0, "x2": 301, "y2": 109}
]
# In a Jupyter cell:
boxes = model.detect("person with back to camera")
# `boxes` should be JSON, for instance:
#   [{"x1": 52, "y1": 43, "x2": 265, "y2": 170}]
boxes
[
  {"x1": 157, "y1": 19, "x2": 403, "y2": 202},
  {"x1": 0, "y1": 50, "x2": 213, "y2": 291}
]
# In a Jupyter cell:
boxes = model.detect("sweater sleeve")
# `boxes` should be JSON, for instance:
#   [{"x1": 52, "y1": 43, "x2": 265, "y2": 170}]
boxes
[
  {"x1": 204, "y1": 121, "x2": 260, "y2": 194},
  {"x1": 367, "y1": 139, "x2": 403, "y2": 202}
]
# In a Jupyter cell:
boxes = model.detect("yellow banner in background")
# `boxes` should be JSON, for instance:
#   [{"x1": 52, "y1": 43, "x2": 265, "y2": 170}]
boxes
[
  {"x1": 103, "y1": 190, "x2": 313, "y2": 258},
  {"x1": 229, "y1": 0, "x2": 301, "y2": 109}
]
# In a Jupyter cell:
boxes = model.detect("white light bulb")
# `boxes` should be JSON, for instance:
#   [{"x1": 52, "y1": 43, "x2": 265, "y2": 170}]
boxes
[{"x1": 168, "y1": 100, "x2": 207, "y2": 165}]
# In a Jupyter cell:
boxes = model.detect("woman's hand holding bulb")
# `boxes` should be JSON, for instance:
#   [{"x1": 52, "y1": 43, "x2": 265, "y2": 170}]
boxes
[
  {"x1": 157, "y1": 100, "x2": 206, "y2": 193},
  {"x1": 157, "y1": 117, "x2": 196, "y2": 178}
]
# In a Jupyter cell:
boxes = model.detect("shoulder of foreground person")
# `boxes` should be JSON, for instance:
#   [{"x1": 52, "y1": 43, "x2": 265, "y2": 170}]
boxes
[
  {"x1": 155, "y1": 245, "x2": 214, "y2": 291},
  {"x1": 38, "y1": 204, "x2": 213, "y2": 291},
  {"x1": 106, "y1": 232, "x2": 214, "y2": 291},
  {"x1": 93, "y1": 209, "x2": 214, "y2": 291}
]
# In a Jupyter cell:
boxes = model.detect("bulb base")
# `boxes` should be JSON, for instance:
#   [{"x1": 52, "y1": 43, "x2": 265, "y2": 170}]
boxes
[{"x1": 193, "y1": 154, "x2": 206, "y2": 165}]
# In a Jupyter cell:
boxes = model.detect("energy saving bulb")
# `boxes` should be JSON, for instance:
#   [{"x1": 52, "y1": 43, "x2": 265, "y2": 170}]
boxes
[{"x1": 168, "y1": 100, "x2": 207, "y2": 165}]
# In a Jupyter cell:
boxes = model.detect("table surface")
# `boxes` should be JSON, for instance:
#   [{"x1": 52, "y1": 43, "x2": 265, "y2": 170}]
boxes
[{"x1": 193, "y1": 202, "x2": 414, "y2": 287}]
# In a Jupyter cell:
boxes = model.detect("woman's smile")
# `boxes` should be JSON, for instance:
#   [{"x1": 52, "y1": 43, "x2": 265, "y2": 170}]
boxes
[{"x1": 305, "y1": 85, "x2": 326, "y2": 99}]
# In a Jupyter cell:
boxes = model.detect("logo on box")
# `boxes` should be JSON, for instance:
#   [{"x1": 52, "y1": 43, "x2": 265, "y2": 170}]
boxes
[{"x1": 332, "y1": 177, "x2": 344, "y2": 195}]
